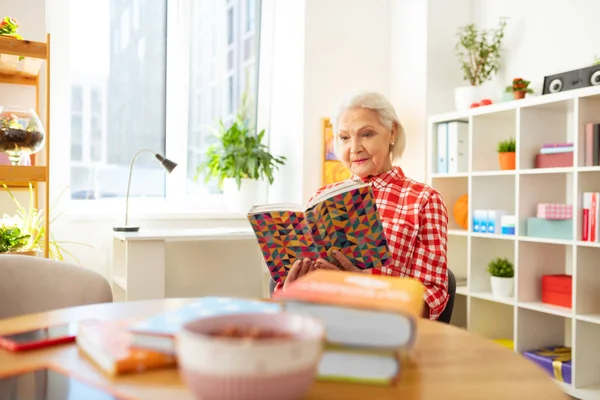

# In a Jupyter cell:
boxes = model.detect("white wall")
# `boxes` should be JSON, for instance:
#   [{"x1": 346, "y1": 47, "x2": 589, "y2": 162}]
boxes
[
  {"x1": 473, "y1": 0, "x2": 600, "y2": 101},
  {"x1": 263, "y1": 0, "x2": 392, "y2": 205}
]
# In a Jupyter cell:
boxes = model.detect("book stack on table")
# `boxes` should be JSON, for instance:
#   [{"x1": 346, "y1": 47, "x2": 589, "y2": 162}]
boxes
[{"x1": 273, "y1": 269, "x2": 425, "y2": 385}]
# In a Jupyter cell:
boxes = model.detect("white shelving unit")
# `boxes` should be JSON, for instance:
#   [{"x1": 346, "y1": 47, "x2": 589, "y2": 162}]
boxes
[{"x1": 427, "y1": 85, "x2": 600, "y2": 400}]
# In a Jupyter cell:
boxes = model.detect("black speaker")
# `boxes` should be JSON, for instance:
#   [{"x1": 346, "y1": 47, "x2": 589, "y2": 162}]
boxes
[{"x1": 542, "y1": 65, "x2": 600, "y2": 95}]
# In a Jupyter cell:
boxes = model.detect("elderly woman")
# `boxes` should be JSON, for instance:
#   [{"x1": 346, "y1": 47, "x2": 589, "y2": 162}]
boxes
[{"x1": 275, "y1": 91, "x2": 449, "y2": 320}]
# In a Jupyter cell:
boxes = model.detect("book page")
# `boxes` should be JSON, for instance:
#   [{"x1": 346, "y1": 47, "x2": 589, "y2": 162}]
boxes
[
  {"x1": 306, "y1": 179, "x2": 367, "y2": 210},
  {"x1": 248, "y1": 203, "x2": 304, "y2": 214}
]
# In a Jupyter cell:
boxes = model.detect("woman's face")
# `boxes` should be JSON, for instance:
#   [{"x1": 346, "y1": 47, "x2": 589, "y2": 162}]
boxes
[{"x1": 336, "y1": 107, "x2": 396, "y2": 178}]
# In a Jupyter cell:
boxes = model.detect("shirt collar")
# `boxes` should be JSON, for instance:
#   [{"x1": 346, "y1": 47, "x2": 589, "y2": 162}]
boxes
[{"x1": 354, "y1": 166, "x2": 404, "y2": 189}]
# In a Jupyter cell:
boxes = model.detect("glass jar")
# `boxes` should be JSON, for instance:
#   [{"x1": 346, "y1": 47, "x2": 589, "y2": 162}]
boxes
[{"x1": 0, "y1": 106, "x2": 46, "y2": 165}]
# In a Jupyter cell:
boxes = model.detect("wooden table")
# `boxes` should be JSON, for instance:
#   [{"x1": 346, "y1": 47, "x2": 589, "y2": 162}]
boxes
[{"x1": 0, "y1": 299, "x2": 569, "y2": 400}]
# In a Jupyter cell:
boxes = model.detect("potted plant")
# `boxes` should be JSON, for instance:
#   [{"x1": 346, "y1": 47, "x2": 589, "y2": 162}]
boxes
[
  {"x1": 0, "y1": 216, "x2": 33, "y2": 255},
  {"x1": 454, "y1": 17, "x2": 507, "y2": 110},
  {"x1": 497, "y1": 137, "x2": 516, "y2": 170},
  {"x1": 197, "y1": 103, "x2": 286, "y2": 212},
  {"x1": 505, "y1": 78, "x2": 534, "y2": 100},
  {"x1": 0, "y1": 17, "x2": 23, "y2": 39},
  {"x1": 2, "y1": 183, "x2": 88, "y2": 261},
  {"x1": 487, "y1": 257, "x2": 514, "y2": 298}
]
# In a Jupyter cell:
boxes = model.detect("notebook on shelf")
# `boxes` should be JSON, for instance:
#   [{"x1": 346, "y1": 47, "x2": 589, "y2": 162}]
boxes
[
  {"x1": 247, "y1": 179, "x2": 392, "y2": 284},
  {"x1": 128, "y1": 297, "x2": 282, "y2": 354}
]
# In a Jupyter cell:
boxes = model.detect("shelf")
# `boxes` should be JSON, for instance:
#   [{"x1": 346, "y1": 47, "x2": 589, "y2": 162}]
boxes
[
  {"x1": 0, "y1": 165, "x2": 47, "y2": 183},
  {"x1": 0, "y1": 38, "x2": 48, "y2": 59},
  {"x1": 0, "y1": 73, "x2": 37, "y2": 86},
  {"x1": 427, "y1": 84, "x2": 600, "y2": 398},
  {"x1": 0, "y1": 37, "x2": 46, "y2": 82}
]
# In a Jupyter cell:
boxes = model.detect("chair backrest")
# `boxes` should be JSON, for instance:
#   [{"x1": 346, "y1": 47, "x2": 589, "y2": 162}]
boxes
[
  {"x1": 0, "y1": 255, "x2": 113, "y2": 319},
  {"x1": 437, "y1": 269, "x2": 456, "y2": 324}
]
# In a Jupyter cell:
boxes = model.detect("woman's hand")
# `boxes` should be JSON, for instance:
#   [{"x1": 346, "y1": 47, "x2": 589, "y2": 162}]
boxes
[
  {"x1": 315, "y1": 250, "x2": 365, "y2": 273},
  {"x1": 283, "y1": 257, "x2": 315, "y2": 290}
]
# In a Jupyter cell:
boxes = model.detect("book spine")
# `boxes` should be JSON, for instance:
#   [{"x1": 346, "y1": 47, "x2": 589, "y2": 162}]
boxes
[
  {"x1": 436, "y1": 123, "x2": 448, "y2": 174},
  {"x1": 591, "y1": 193, "x2": 598, "y2": 242},
  {"x1": 582, "y1": 192, "x2": 590, "y2": 242},
  {"x1": 585, "y1": 123, "x2": 593, "y2": 167}
]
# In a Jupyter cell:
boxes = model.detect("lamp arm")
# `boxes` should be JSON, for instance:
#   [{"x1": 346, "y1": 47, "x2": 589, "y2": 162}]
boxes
[{"x1": 123, "y1": 148, "x2": 158, "y2": 226}]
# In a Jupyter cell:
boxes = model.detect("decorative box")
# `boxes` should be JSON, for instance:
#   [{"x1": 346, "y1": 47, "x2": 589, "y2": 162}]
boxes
[
  {"x1": 526, "y1": 218, "x2": 572, "y2": 240},
  {"x1": 473, "y1": 209, "x2": 487, "y2": 233},
  {"x1": 487, "y1": 210, "x2": 507, "y2": 234},
  {"x1": 542, "y1": 274, "x2": 572, "y2": 308},
  {"x1": 500, "y1": 215, "x2": 516, "y2": 235},
  {"x1": 535, "y1": 152, "x2": 573, "y2": 168},
  {"x1": 522, "y1": 346, "x2": 572, "y2": 384},
  {"x1": 537, "y1": 203, "x2": 573, "y2": 220}
]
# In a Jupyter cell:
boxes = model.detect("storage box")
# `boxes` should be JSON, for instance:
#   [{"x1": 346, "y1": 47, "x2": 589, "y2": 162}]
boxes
[
  {"x1": 535, "y1": 152, "x2": 573, "y2": 168},
  {"x1": 537, "y1": 203, "x2": 573, "y2": 220},
  {"x1": 522, "y1": 346, "x2": 572, "y2": 384},
  {"x1": 526, "y1": 218, "x2": 572, "y2": 240},
  {"x1": 487, "y1": 210, "x2": 507, "y2": 234},
  {"x1": 500, "y1": 215, "x2": 516, "y2": 235},
  {"x1": 542, "y1": 274, "x2": 572, "y2": 308}
]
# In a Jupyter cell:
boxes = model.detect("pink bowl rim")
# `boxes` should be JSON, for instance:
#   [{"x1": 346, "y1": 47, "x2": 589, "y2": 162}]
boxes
[{"x1": 180, "y1": 311, "x2": 325, "y2": 344}]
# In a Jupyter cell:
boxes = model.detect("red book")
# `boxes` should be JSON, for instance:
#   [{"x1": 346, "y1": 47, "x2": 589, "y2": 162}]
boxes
[{"x1": 583, "y1": 192, "x2": 591, "y2": 241}]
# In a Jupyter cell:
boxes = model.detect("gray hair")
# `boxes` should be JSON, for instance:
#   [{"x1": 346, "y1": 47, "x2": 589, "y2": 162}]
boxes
[{"x1": 330, "y1": 91, "x2": 406, "y2": 164}]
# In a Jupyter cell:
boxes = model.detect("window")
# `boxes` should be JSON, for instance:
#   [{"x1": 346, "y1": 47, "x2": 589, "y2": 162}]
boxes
[
  {"x1": 186, "y1": 0, "x2": 261, "y2": 197},
  {"x1": 67, "y1": 0, "x2": 262, "y2": 211},
  {"x1": 69, "y1": 0, "x2": 167, "y2": 201}
]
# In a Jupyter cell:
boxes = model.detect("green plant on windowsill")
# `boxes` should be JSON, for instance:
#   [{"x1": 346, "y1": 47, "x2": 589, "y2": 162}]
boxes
[
  {"x1": 1, "y1": 182, "x2": 93, "y2": 262},
  {"x1": 487, "y1": 257, "x2": 514, "y2": 278},
  {"x1": 195, "y1": 95, "x2": 287, "y2": 190},
  {"x1": 497, "y1": 138, "x2": 516, "y2": 153}
]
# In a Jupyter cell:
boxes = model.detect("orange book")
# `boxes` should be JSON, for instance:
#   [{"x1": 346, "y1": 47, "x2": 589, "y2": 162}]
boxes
[
  {"x1": 273, "y1": 270, "x2": 425, "y2": 350},
  {"x1": 76, "y1": 319, "x2": 177, "y2": 376}
]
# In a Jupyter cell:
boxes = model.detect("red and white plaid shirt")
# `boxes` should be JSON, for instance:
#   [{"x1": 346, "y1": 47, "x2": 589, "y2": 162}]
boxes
[{"x1": 275, "y1": 166, "x2": 449, "y2": 320}]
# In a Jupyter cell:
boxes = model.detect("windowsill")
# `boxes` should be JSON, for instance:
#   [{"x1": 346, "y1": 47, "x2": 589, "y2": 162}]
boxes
[{"x1": 64, "y1": 198, "x2": 249, "y2": 221}]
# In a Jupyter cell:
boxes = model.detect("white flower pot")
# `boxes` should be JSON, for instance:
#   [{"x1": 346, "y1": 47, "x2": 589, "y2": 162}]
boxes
[
  {"x1": 454, "y1": 85, "x2": 481, "y2": 110},
  {"x1": 490, "y1": 276, "x2": 514, "y2": 298},
  {"x1": 222, "y1": 178, "x2": 266, "y2": 213}
]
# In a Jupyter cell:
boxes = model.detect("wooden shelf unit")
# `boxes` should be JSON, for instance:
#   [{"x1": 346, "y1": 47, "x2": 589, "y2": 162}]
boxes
[
  {"x1": 0, "y1": 35, "x2": 51, "y2": 258},
  {"x1": 427, "y1": 85, "x2": 600, "y2": 400}
]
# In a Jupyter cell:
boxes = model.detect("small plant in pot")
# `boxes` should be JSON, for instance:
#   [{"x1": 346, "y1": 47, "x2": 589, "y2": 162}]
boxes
[
  {"x1": 196, "y1": 102, "x2": 286, "y2": 212},
  {"x1": 488, "y1": 257, "x2": 514, "y2": 298},
  {"x1": 497, "y1": 137, "x2": 516, "y2": 170},
  {"x1": 505, "y1": 78, "x2": 534, "y2": 100},
  {"x1": 454, "y1": 17, "x2": 507, "y2": 110}
]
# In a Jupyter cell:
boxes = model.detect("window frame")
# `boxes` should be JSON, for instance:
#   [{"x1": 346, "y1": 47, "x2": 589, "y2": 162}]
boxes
[{"x1": 65, "y1": 0, "x2": 265, "y2": 217}]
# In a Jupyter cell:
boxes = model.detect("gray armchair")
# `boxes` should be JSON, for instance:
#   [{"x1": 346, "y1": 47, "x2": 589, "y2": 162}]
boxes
[{"x1": 0, "y1": 255, "x2": 113, "y2": 319}]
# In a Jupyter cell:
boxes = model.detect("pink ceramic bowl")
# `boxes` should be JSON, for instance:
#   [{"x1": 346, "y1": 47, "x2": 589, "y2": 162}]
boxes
[{"x1": 176, "y1": 312, "x2": 325, "y2": 400}]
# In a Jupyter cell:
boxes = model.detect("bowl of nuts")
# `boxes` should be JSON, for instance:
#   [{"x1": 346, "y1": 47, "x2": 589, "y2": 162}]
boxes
[{"x1": 176, "y1": 312, "x2": 325, "y2": 400}]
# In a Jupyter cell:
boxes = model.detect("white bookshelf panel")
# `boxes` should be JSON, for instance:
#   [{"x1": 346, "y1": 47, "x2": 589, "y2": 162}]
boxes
[
  {"x1": 516, "y1": 308, "x2": 572, "y2": 354},
  {"x1": 518, "y1": 172, "x2": 574, "y2": 240},
  {"x1": 574, "y1": 320, "x2": 600, "y2": 389},
  {"x1": 447, "y1": 234, "x2": 467, "y2": 287},
  {"x1": 431, "y1": 176, "x2": 468, "y2": 231},
  {"x1": 577, "y1": 170, "x2": 600, "y2": 241},
  {"x1": 471, "y1": 175, "x2": 516, "y2": 219},
  {"x1": 577, "y1": 94, "x2": 600, "y2": 168},
  {"x1": 519, "y1": 99, "x2": 575, "y2": 170},
  {"x1": 469, "y1": 297, "x2": 514, "y2": 344},
  {"x1": 471, "y1": 110, "x2": 516, "y2": 172},
  {"x1": 575, "y1": 246, "x2": 600, "y2": 318},
  {"x1": 469, "y1": 236, "x2": 514, "y2": 298},
  {"x1": 517, "y1": 241, "x2": 573, "y2": 305}
]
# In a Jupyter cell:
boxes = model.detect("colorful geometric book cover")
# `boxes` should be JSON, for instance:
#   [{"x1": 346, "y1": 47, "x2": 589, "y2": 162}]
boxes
[{"x1": 247, "y1": 180, "x2": 392, "y2": 284}]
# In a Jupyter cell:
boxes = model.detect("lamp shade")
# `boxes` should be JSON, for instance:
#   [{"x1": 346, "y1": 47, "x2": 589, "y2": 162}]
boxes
[{"x1": 155, "y1": 154, "x2": 178, "y2": 173}]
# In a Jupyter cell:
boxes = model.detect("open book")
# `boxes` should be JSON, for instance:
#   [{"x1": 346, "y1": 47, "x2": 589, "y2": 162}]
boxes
[{"x1": 247, "y1": 179, "x2": 392, "y2": 284}]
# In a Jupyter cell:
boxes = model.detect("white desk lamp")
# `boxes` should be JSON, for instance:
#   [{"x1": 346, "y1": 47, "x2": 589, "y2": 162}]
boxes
[{"x1": 113, "y1": 148, "x2": 177, "y2": 232}]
